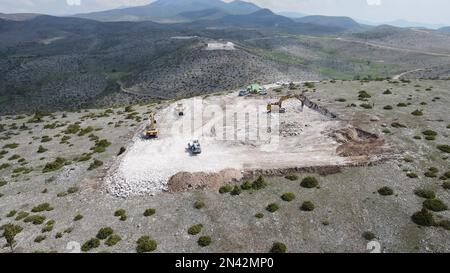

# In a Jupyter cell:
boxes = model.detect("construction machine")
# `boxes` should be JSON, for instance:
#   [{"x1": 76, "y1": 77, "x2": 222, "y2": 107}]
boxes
[
  {"x1": 188, "y1": 139, "x2": 202, "y2": 154},
  {"x1": 146, "y1": 112, "x2": 158, "y2": 138},
  {"x1": 176, "y1": 103, "x2": 184, "y2": 116},
  {"x1": 267, "y1": 94, "x2": 305, "y2": 113}
]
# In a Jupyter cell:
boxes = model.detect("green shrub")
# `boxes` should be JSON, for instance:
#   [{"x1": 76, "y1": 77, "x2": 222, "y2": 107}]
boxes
[
  {"x1": 397, "y1": 103, "x2": 407, "y2": 107},
  {"x1": 335, "y1": 98, "x2": 346, "y2": 102},
  {"x1": 114, "y1": 209, "x2": 127, "y2": 220},
  {"x1": 3, "y1": 143, "x2": 19, "y2": 149},
  {"x1": 6, "y1": 210, "x2": 17, "y2": 217},
  {"x1": 422, "y1": 130, "x2": 437, "y2": 136},
  {"x1": 281, "y1": 193, "x2": 295, "y2": 202},
  {"x1": 74, "y1": 214, "x2": 83, "y2": 221},
  {"x1": 411, "y1": 209, "x2": 435, "y2": 226},
  {"x1": 255, "y1": 213, "x2": 264, "y2": 219},
  {"x1": 34, "y1": 235, "x2": 46, "y2": 243},
  {"x1": 42, "y1": 157, "x2": 67, "y2": 173},
  {"x1": 437, "y1": 145, "x2": 450, "y2": 153},
  {"x1": 219, "y1": 185, "x2": 232, "y2": 194},
  {"x1": 230, "y1": 185, "x2": 242, "y2": 196},
  {"x1": 423, "y1": 199, "x2": 448, "y2": 212},
  {"x1": 407, "y1": 172, "x2": 418, "y2": 178},
  {"x1": 360, "y1": 103, "x2": 373, "y2": 109},
  {"x1": 64, "y1": 124, "x2": 81, "y2": 134},
  {"x1": 188, "y1": 224, "x2": 203, "y2": 235},
  {"x1": 24, "y1": 215, "x2": 46, "y2": 225},
  {"x1": 391, "y1": 122, "x2": 407, "y2": 128},
  {"x1": 0, "y1": 179, "x2": 7, "y2": 187},
  {"x1": 414, "y1": 189, "x2": 435, "y2": 199},
  {"x1": 0, "y1": 163, "x2": 10, "y2": 170},
  {"x1": 301, "y1": 177, "x2": 318, "y2": 188},
  {"x1": 78, "y1": 126, "x2": 94, "y2": 136},
  {"x1": 411, "y1": 110, "x2": 423, "y2": 116},
  {"x1": 136, "y1": 236, "x2": 157, "y2": 253},
  {"x1": 144, "y1": 208, "x2": 156, "y2": 217},
  {"x1": 252, "y1": 176, "x2": 267, "y2": 190},
  {"x1": 362, "y1": 231, "x2": 376, "y2": 240},
  {"x1": 81, "y1": 238, "x2": 100, "y2": 252},
  {"x1": 443, "y1": 181, "x2": 450, "y2": 190},
  {"x1": 105, "y1": 234, "x2": 122, "y2": 246},
  {"x1": 31, "y1": 203, "x2": 53, "y2": 212},
  {"x1": 377, "y1": 187, "x2": 394, "y2": 196},
  {"x1": 198, "y1": 236, "x2": 212, "y2": 247},
  {"x1": 8, "y1": 154, "x2": 20, "y2": 161},
  {"x1": 424, "y1": 171, "x2": 437, "y2": 178},
  {"x1": 91, "y1": 139, "x2": 111, "y2": 153},
  {"x1": 240, "y1": 181, "x2": 252, "y2": 190},
  {"x1": 301, "y1": 201, "x2": 315, "y2": 211},
  {"x1": 266, "y1": 203, "x2": 280, "y2": 213},
  {"x1": 383, "y1": 105, "x2": 393, "y2": 110},
  {"x1": 270, "y1": 242, "x2": 287, "y2": 253},
  {"x1": 358, "y1": 91, "x2": 371, "y2": 99},
  {"x1": 285, "y1": 174, "x2": 299, "y2": 181},
  {"x1": 15, "y1": 211, "x2": 29, "y2": 221},
  {"x1": 88, "y1": 159, "x2": 103, "y2": 171},
  {"x1": 37, "y1": 146, "x2": 48, "y2": 153},
  {"x1": 194, "y1": 201, "x2": 205, "y2": 209},
  {"x1": 383, "y1": 90, "x2": 392, "y2": 94},
  {"x1": 96, "y1": 227, "x2": 114, "y2": 240},
  {"x1": 437, "y1": 220, "x2": 450, "y2": 231}
]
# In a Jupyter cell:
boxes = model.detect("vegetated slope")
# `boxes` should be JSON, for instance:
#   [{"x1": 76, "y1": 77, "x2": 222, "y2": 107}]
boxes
[
  {"x1": 75, "y1": 0, "x2": 261, "y2": 22},
  {"x1": 0, "y1": 13, "x2": 41, "y2": 21},
  {"x1": 295, "y1": 15, "x2": 362, "y2": 30},
  {"x1": 122, "y1": 41, "x2": 319, "y2": 98},
  {"x1": 349, "y1": 25, "x2": 450, "y2": 55}
]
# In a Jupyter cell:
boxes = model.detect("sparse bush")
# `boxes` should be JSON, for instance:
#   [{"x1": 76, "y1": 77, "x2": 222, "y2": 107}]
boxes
[
  {"x1": 230, "y1": 185, "x2": 242, "y2": 196},
  {"x1": 383, "y1": 105, "x2": 393, "y2": 110},
  {"x1": 438, "y1": 220, "x2": 450, "y2": 230},
  {"x1": 285, "y1": 174, "x2": 299, "y2": 181},
  {"x1": 437, "y1": 145, "x2": 450, "y2": 153},
  {"x1": 136, "y1": 236, "x2": 157, "y2": 253},
  {"x1": 423, "y1": 199, "x2": 448, "y2": 212},
  {"x1": 414, "y1": 189, "x2": 435, "y2": 199},
  {"x1": 15, "y1": 211, "x2": 29, "y2": 221},
  {"x1": 81, "y1": 238, "x2": 100, "y2": 252},
  {"x1": 443, "y1": 181, "x2": 450, "y2": 190},
  {"x1": 114, "y1": 209, "x2": 127, "y2": 221},
  {"x1": 31, "y1": 203, "x2": 54, "y2": 212},
  {"x1": 188, "y1": 224, "x2": 203, "y2": 235},
  {"x1": 74, "y1": 214, "x2": 83, "y2": 221},
  {"x1": 198, "y1": 236, "x2": 212, "y2": 247},
  {"x1": 266, "y1": 203, "x2": 280, "y2": 213},
  {"x1": 37, "y1": 145, "x2": 48, "y2": 153},
  {"x1": 194, "y1": 201, "x2": 205, "y2": 209},
  {"x1": 407, "y1": 172, "x2": 418, "y2": 178},
  {"x1": 42, "y1": 157, "x2": 67, "y2": 173},
  {"x1": 64, "y1": 124, "x2": 81, "y2": 134},
  {"x1": 411, "y1": 109, "x2": 423, "y2": 116},
  {"x1": 281, "y1": 192, "x2": 295, "y2": 202},
  {"x1": 358, "y1": 91, "x2": 371, "y2": 99},
  {"x1": 0, "y1": 179, "x2": 7, "y2": 187},
  {"x1": 411, "y1": 209, "x2": 435, "y2": 226},
  {"x1": 1, "y1": 223, "x2": 23, "y2": 250},
  {"x1": 96, "y1": 227, "x2": 114, "y2": 240},
  {"x1": 422, "y1": 130, "x2": 437, "y2": 136},
  {"x1": 6, "y1": 210, "x2": 17, "y2": 217},
  {"x1": 301, "y1": 177, "x2": 318, "y2": 188},
  {"x1": 378, "y1": 187, "x2": 394, "y2": 196},
  {"x1": 301, "y1": 201, "x2": 315, "y2": 211},
  {"x1": 91, "y1": 139, "x2": 111, "y2": 153},
  {"x1": 391, "y1": 122, "x2": 407, "y2": 128},
  {"x1": 255, "y1": 213, "x2": 264, "y2": 218},
  {"x1": 397, "y1": 103, "x2": 407, "y2": 107},
  {"x1": 24, "y1": 215, "x2": 46, "y2": 225},
  {"x1": 252, "y1": 176, "x2": 267, "y2": 190},
  {"x1": 383, "y1": 89, "x2": 392, "y2": 95},
  {"x1": 360, "y1": 103, "x2": 373, "y2": 109},
  {"x1": 219, "y1": 185, "x2": 232, "y2": 194},
  {"x1": 270, "y1": 242, "x2": 287, "y2": 253},
  {"x1": 144, "y1": 208, "x2": 155, "y2": 217},
  {"x1": 240, "y1": 181, "x2": 252, "y2": 190},
  {"x1": 88, "y1": 159, "x2": 103, "y2": 171},
  {"x1": 105, "y1": 234, "x2": 122, "y2": 246},
  {"x1": 34, "y1": 235, "x2": 46, "y2": 243},
  {"x1": 3, "y1": 143, "x2": 19, "y2": 149},
  {"x1": 362, "y1": 231, "x2": 376, "y2": 240}
]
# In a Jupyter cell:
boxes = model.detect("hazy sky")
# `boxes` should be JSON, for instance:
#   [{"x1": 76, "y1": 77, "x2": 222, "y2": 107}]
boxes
[{"x1": 1, "y1": 0, "x2": 449, "y2": 25}]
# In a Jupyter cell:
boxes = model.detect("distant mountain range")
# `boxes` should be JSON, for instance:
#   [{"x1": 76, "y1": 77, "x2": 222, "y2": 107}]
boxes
[
  {"x1": 75, "y1": 0, "x2": 261, "y2": 23},
  {"x1": 439, "y1": 27, "x2": 450, "y2": 33},
  {"x1": 294, "y1": 15, "x2": 362, "y2": 30}
]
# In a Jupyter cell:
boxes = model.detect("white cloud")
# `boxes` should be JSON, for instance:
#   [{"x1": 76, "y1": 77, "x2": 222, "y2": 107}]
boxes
[
  {"x1": 66, "y1": 0, "x2": 82, "y2": 6},
  {"x1": 366, "y1": 0, "x2": 382, "y2": 6}
]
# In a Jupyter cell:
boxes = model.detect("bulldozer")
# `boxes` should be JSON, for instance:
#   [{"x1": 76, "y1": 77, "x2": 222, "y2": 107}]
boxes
[
  {"x1": 267, "y1": 94, "x2": 305, "y2": 113},
  {"x1": 145, "y1": 112, "x2": 158, "y2": 138}
]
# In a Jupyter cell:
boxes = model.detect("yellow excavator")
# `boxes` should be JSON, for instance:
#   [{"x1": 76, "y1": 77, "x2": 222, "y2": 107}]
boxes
[
  {"x1": 146, "y1": 112, "x2": 158, "y2": 138},
  {"x1": 267, "y1": 94, "x2": 305, "y2": 113}
]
